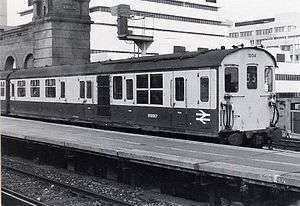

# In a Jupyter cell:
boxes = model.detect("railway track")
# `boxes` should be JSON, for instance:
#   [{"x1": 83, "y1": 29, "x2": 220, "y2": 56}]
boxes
[
  {"x1": 2, "y1": 188, "x2": 49, "y2": 206},
  {"x1": 2, "y1": 164, "x2": 134, "y2": 206},
  {"x1": 273, "y1": 138, "x2": 300, "y2": 151}
]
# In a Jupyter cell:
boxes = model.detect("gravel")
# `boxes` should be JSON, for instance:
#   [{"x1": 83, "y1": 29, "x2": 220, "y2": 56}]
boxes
[{"x1": 2, "y1": 155, "x2": 188, "y2": 206}]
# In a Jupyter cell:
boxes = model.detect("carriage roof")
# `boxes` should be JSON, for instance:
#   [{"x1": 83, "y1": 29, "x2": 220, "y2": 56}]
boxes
[{"x1": 1, "y1": 47, "x2": 277, "y2": 79}]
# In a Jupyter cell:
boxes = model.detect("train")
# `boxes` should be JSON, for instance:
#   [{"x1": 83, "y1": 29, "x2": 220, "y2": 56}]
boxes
[{"x1": 0, "y1": 47, "x2": 282, "y2": 147}]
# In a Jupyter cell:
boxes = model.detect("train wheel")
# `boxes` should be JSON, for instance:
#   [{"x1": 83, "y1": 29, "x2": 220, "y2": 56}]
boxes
[
  {"x1": 228, "y1": 133, "x2": 244, "y2": 146},
  {"x1": 253, "y1": 135, "x2": 264, "y2": 148}
]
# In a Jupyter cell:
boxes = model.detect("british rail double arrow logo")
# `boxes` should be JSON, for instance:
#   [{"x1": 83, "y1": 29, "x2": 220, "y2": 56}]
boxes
[{"x1": 196, "y1": 110, "x2": 211, "y2": 125}]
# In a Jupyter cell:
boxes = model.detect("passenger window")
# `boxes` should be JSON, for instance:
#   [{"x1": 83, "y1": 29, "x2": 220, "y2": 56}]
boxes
[
  {"x1": 137, "y1": 90, "x2": 148, "y2": 104},
  {"x1": 0, "y1": 81, "x2": 5, "y2": 97},
  {"x1": 175, "y1": 77, "x2": 184, "y2": 101},
  {"x1": 200, "y1": 77, "x2": 209, "y2": 102},
  {"x1": 150, "y1": 74, "x2": 163, "y2": 105},
  {"x1": 126, "y1": 79, "x2": 133, "y2": 100},
  {"x1": 225, "y1": 67, "x2": 239, "y2": 93},
  {"x1": 60, "y1": 81, "x2": 65, "y2": 98},
  {"x1": 17, "y1": 80, "x2": 26, "y2": 97},
  {"x1": 136, "y1": 74, "x2": 149, "y2": 104},
  {"x1": 86, "y1": 81, "x2": 92, "y2": 99},
  {"x1": 11, "y1": 84, "x2": 15, "y2": 97},
  {"x1": 113, "y1": 76, "x2": 122, "y2": 99},
  {"x1": 45, "y1": 79, "x2": 56, "y2": 98},
  {"x1": 264, "y1": 67, "x2": 273, "y2": 92},
  {"x1": 30, "y1": 80, "x2": 40, "y2": 97},
  {"x1": 80, "y1": 81, "x2": 85, "y2": 98},
  {"x1": 247, "y1": 66, "x2": 257, "y2": 89},
  {"x1": 150, "y1": 90, "x2": 163, "y2": 105},
  {"x1": 150, "y1": 74, "x2": 163, "y2": 88},
  {"x1": 137, "y1": 74, "x2": 148, "y2": 88}
]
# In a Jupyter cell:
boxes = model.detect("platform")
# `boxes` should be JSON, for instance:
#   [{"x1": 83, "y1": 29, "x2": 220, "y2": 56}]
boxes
[{"x1": 1, "y1": 116, "x2": 300, "y2": 189}]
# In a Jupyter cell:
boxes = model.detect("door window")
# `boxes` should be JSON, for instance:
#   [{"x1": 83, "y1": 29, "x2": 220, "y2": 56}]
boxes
[
  {"x1": 113, "y1": 76, "x2": 123, "y2": 99},
  {"x1": 200, "y1": 77, "x2": 209, "y2": 102},
  {"x1": 175, "y1": 77, "x2": 184, "y2": 101}
]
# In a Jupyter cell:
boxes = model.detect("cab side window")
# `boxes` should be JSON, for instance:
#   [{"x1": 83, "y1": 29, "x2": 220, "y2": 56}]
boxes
[
  {"x1": 225, "y1": 67, "x2": 239, "y2": 93},
  {"x1": 264, "y1": 67, "x2": 273, "y2": 92}
]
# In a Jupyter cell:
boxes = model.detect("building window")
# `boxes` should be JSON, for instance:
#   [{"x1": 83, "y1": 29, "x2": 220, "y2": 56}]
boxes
[
  {"x1": 274, "y1": 26, "x2": 285, "y2": 33},
  {"x1": 126, "y1": 79, "x2": 133, "y2": 100},
  {"x1": 225, "y1": 67, "x2": 239, "y2": 93},
  {"x1": 265, "y1": 67, "x2": 273, "y2": 92},
  {"x1": 0, "y1": 81, "x2": 5, "y2": 97},
  {"x1": 247, "y1": 66, "x2": 257, "y2": 89},
  {"x1": 229, "y1": 32, "x2": 239, "y2": 38},
  {"x1": 296, "y1": 55, "x2": 300, "y2": 61},
  {"x1": 275, "y1": 74, "x2": 300, "y2": 81},
  {"x1": 200, "y1": 77, "x2": 209, "y2": 102},
  {"x1": 240, "y1": 31, "x2": 253, "y2": 37},
  {"x1": 45, "y1": 79, "x2": 56, "y2": 98},
  {"x1": 113, "y1": 76, "x2": 123, "y2": 100},
  {"x1": 175, "y1": 77, "x2": 184, "y2": 101},
  {"x1": 30, "y1": 80, "x2": 40, "y2": 97},
  {"x1": 60, "y1": 81, "x2": 65, "y2": 98},
  {"x1": 86, "y1": 81, "x2": 92, "y2": 99},
  {"x1": 277, "y1": 54, "x2": 286, "y2": 62},
  {"x1": 17, "y1": 80, "x2": 26, "y2": 97}
]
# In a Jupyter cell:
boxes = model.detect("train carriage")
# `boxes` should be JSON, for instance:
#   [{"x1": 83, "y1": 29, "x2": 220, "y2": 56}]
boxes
[{"x1": 0, "y1": 47, "x2": 281, "y2": 146}]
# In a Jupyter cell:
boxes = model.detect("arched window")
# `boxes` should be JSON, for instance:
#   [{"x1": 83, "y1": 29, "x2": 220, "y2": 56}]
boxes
[
  {"x1": 24, "y1": 54, "x2": 34, "y2": 69},
  {"x1": 4, "y1": 56, "x2": 16, "y2": 71}
]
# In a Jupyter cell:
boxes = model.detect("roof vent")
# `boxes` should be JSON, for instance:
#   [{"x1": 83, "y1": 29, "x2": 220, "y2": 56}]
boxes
[
  {"x1": 220, "y1": 46, "x2": 225, "y2": 50},
  {"x1": 198, "y1": 47, "x2": 209, "y2": 52},
  {"x1": 173, "y1": 46, "x2": 186, "y2": 53}
]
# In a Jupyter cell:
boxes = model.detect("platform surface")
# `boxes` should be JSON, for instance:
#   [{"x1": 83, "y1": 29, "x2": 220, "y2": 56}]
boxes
[{"x1": 1, "y1": 116, "x2": 300, "y2": 188}]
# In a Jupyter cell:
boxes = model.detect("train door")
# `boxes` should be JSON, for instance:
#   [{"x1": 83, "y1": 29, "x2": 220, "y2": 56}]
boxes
[
  {"x1": 97, "y1": 75, "x2": 111, "y2": 116},
  {"x1": 124, "y1": 75, "x2": 135, "y2": 122},
  {"x1": 172, "y1": 71, "x2": 187, "y2": 128},
  {"x1": 186, "y1": 70, "x2": 217, "y2": 132}
]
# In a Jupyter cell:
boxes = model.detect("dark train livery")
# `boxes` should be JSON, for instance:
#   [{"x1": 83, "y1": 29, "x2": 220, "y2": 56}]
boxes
[{"x1": 0, "y1": 47, "x2": 281, "y2": 146}]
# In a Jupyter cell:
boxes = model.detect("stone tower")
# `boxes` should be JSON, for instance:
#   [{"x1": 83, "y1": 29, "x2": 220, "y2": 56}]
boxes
[{"x1": 31, "y1": 0, "x2": 92, "y2": 67}]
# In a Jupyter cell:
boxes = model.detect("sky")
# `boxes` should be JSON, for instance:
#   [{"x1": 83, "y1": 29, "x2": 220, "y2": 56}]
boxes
[
  {"x1": 220, "y1": 0, "x2": 300, "y2": 21},
  {"x1": 5, "y1": 0, "x2": 300, "y2": 26}
]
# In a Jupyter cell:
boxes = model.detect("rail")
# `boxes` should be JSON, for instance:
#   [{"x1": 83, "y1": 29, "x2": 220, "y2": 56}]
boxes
[
  {"x1": 2, "y1": 187, "x2": 49, "y2": 206},
  {"x1": 273, "y1": 138, "x2": 300, "y2": 151},
  {"x1": 2, "y1": 164, "x2": 134, "y2": 206}
]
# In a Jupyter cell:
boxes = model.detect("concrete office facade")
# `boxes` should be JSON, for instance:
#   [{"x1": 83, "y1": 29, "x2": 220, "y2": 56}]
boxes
[
  {"x1": 0, "y1": 0, "x2": 7, "y2": 26},
  {"x1": 8, "y1": 0, "x2": 248, "y2": 62}
]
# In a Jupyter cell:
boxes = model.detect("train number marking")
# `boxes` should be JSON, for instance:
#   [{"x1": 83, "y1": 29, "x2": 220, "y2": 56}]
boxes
[
  {"x1": 148, "y1": 114, "x2": 158, "y2": 119},
  {"x1": 196, "y1": 110, "x2": 211, "y2": 125},
  {"x1": 248, "y1": 53, "x2": 256, "y2": 58}
]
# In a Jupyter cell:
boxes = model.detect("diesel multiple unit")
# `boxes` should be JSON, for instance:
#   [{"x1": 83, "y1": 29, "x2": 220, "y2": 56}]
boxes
[{"x1": 0, "y1": 47, "x2": 281, "y2": 147}]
